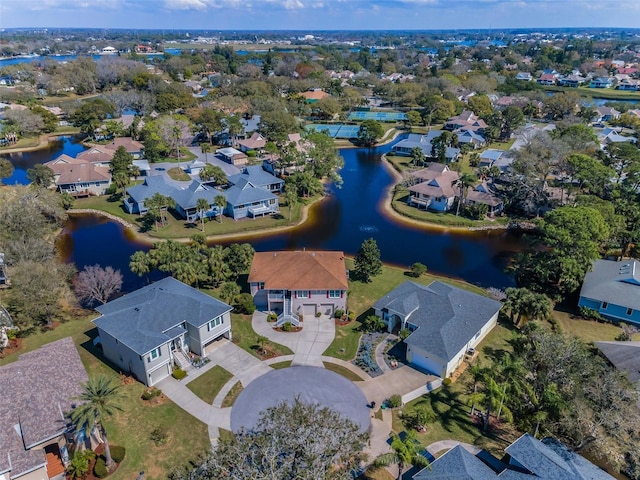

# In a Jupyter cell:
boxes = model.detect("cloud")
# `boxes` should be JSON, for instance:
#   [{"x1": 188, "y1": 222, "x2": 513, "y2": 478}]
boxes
[{"x1": 164, "y1": 0, "x2": 209, "y2": 10}]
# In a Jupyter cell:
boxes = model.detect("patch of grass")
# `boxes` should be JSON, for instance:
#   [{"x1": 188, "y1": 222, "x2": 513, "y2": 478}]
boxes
[
  {"x1": 0, "y1": 136, "x2": 41, "y2": 150},
  {"x1": 221, "y1": 381, "x2": 243, "y2": 408},
  {"x1": 540, "y1": 85, "x2": 640, "y2": 101},
  {"x1": 218, "y1": 428, "x2": 235, "y2": 443},
  {"x1": 549, "y1": 308, "x2": 640, "y2": 343},
  {"x1": 322, "y1": 361, "x2": 365, "y2": 382},
  {"x1": 0, "y1": 315, "x2": 209, "y2": 480},
  {"x1": 270, "y1": 360, "x2": 293, "y2": 369},
  {"x1": 230, "y1": 313, "x2": 294, "y2": 358},
  {"x1": 360, "y1": 468, "x2": 395, "y2": 480},
  {"x1": 167, "y1": 167, "x2": 191, "y2": 181},
  {"x1": 323, "y1": 319, "x2": 363, "y2": 360},
  {"x1": 374, "y1": 408, "x2": 384, "y2": 421},
  {"x1": 164, "y1": 148, "x2": 197, "y2": 163},
  {"x1": 186, "y1": 365, "x2": 233, "y2": 404}
]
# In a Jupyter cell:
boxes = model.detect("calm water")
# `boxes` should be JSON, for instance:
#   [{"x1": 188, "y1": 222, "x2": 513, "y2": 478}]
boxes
[{"x1": 55, "y1": 137, "x2": 522, "y2": 291}]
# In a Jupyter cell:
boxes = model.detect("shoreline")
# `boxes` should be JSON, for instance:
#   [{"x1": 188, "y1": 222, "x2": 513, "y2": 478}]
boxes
[{"x1": 0, "y1": 133, "x2": 78, "y2": 154}]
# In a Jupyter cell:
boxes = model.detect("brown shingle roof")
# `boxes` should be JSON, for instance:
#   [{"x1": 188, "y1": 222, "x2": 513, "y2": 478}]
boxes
[
  {"x1": 0, "y1": 337, "x2": 88, "y2": 477},
  {"x1": 299, "y1": 90, "x2": 330, "y2": 101},
  {"x1": 106, "y1": 137, "x2": 144, "y2": 152},
  {"x1": 248, "y1": 251, "x2": 348, "y2": 290}
]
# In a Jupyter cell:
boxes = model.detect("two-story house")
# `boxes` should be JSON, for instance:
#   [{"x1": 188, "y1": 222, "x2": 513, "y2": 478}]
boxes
[{"x1": 93, "y1": 277, "x2": 233, "y2": 386}]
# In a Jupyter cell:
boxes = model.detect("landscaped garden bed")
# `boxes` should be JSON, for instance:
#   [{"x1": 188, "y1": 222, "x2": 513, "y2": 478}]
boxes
[{"x1": 352, "y1": 332, "x2": 385, "y2": 377}]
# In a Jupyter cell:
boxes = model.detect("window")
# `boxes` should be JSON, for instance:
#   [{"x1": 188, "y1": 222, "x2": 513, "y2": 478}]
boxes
[
  {"x1": 328, "y1": 290, "x2": 341, "y2": 299},
  {"x1": 627, "y1": 308, "x2": 633, "y2": 316},
  {"x1": 602, "y1": 302, "x2": 608, "y2": 309},
  {"x1": 256, "y1": 282, "x2": 265, "y2": 290},
  {"x1": 297, "y1": 290, "x2": 309, "y2": 299},
  {"x1": 149, "y1": 347, "x2": 161, "y2": 362},
  {"x1": 208, "y1": 316, "x2": 223, "y2": 331}
]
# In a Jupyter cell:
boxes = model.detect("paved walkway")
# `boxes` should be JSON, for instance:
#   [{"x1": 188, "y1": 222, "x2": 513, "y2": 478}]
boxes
[
  {"x1": 426, "y1": 440, "x2": 481, "y2": 456},
  {"x1": 375, "y1": 333, "x2": 393, "y2": 373},
  {"x1": 252, "y1": 311, "x2": 335, "y2": 367},
  {"x1": 206, "y1": 340, "x2": 272, "y2": 387}
]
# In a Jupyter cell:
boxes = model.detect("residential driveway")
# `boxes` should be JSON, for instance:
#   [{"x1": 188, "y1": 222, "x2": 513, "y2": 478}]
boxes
[
  {"x1": 187, "y1": 147, "x2": 241, "y2": 177},
  {"x1": 206, "y1": 340, "x2": 272, "y2": 387},
  {"x1": 252, "y1": 311, "x2": 335, "y2": 367},
  {"x1": 357, "y1": 366, "x2": 437, "y2": 407}
]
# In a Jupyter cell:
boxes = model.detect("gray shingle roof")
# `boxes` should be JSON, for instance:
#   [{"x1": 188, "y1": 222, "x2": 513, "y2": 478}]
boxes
[
  {"x1": 413, "y1": 445, "x2": 497, "y2": 480},
  {"x1": 594, "y1": 341, "x2": 640, "y2": 383},
  {"x1": 127, "y1": 176, "x2": 226, "y2": 212},
  {"x1": 224, "y1": 178, "x2": 278, "y2": 206},
  {"x1": 579, "y1": 259, "x2": 640, "y2": 311},
  {"x1": 393, "y1": 132, "x2": 461, "y2": 160},
  {"x1": 0, "y1": 337, "x2": 88, "y2": 477},
  {"x1": 94, "y1": 277, "x2": 232, "y2": 355},
  {"x1": 373, "y1": 281, "x2": 501, "y2": 362},
  {"x1": 227, "y1": 165, "x2": 284, "y2": 190}
]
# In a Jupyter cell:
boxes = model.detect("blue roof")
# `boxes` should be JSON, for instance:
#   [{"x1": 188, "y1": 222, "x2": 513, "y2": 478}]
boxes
[
  {"x1": 126, "y1": 176, "x2": 225, "y2": 211},
  {"x1": 225, "y1": 178, "x2": 277, "y2": 206},
  {"x1": 94, "y1": 277, "x2": 232, "y2": 355},
  {"x1": 373, "y1": 281, "x2": 501, "y2": 362},
  {"x1": 227, "y1": 165, "x2": 284, "y2": 190},
  {"x1": 414, "y1": 445, "x2": 496, "y2": 480},
  {"x1": 393, "y1": 132, "x2": 461, "y2": 160},
  {"x1": 480, "y1": 149, "x2": 505, "y2": 161}
]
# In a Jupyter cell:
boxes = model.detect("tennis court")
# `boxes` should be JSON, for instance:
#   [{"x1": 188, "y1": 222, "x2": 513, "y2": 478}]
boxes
[
  {"x1": 348, "y1": 111, "x2": 408, "y2": 121},
  {"x1": 306, "y1": 124, "x2": 362, "y2": 139}
]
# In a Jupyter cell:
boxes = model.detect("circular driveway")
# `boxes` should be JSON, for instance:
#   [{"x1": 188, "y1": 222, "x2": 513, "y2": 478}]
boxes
[{"x1": 231, "y1": 366, "x2": 371, "y2": 433}]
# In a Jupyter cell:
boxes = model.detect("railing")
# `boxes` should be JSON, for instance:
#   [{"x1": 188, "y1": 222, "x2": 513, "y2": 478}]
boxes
[
  {"x1": 409, "y1": 196, "x2": 431, "y2": 208},
  {"x1": 248, "y1": 204, "x2": 277, "y2": 217},
  {"x1": 276, "y1": 296, "x2": 300, "y2": 327},
  {"x1": 268, "y1": 293, "x2": 284, "y2": 300}
]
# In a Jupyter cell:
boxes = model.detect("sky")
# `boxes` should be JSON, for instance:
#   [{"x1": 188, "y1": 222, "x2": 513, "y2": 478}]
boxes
[{"x1": 1, "y1": 0, "x2": 640, "y2": 31}]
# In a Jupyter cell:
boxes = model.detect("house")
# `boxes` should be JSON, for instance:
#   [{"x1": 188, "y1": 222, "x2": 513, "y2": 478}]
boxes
[
  {"x1": 444, "y1": 111, "x2": 487, "y2": 133},
  {"x1": 298, "y1": 89, "x2": 330, "y2": 103},
  {"x1": 407, "y1": 163, "x2": 459, "y2": 212},
  {"x1": 558, "y1": 74, "x2": 586, "y2": 87},
  {"x1": 595, "y1": 341, "x2": 640, "y2": 408},
  {"x1": 223, "y1": 178, "x2": 279, "y2": 219},
  {"x1": 217, "y1": 147, "x2": 248, "y2": 166},
  {"x1": 105, "y1": 137, "x2": 144, "y2": 159},
  {"x1": 76, "y1": 146, "x2": 115, "y2": 167},
  {"x1": 598, "y1": 127, "x2": 636, "y2": 148},
  {"x1": 456, "y1": 128, "x2": 486, "y2": 149},
  {"x1": 44, "y1": 156, "x2": 112, "y2": 196},
  {"x1": 590, "y1": 77, "x2": 614, "y2": 88},
  {"x1": 392, "y1": 132, "x2": 461, "y2": 162},
  {"x1": 101, "y1": 46, "x2": 117, "y2": 54},
  {"x1": 93, "y1": 277, "x2": 233, "y2": 386},
  {"x1": 125, "y1": 176, "x2": 225, "y2": 222},
  {"x1": 594, "y1": 106, "x2": 621, "y2": 123},
  {"x1": 413, "y1": 433, "x2": 615, "y2": 480},
  {"x1": 373, "y1": 281, "x2": 501, "y2": 378},
  {"x1": 248, "y1": 250, "x2": 348, "y2": 326},
  {"x1": 227, "y1": 165, "x2": 284, "y2": 193},
  {"x1": 479, "y1": 149, "x2": 505, "y2": 168},
  {"x1": 537, "y1": 73, "x2": 558, "y2": 86},
  {"x1": 515, "y1": 72, "x2": 532, "y2": 81},
  {"x1": 0, "y1": 337, "x2": 90, "y2": 480},
  {"x1": 237, "y1": 132, "x2": 266, "y2": 153},
  {"x1": 617, "y1": 78, "x2": 640, "y2": 91},
  {"x1": 578, "y1": 259, "x2": 640, "y2": 326},
  {"x1": 185, "y1": 158, "x2": 206, "y2": 175},
  {"x1": 465, "y1": 182, "x2": 504, "y2": 216}
]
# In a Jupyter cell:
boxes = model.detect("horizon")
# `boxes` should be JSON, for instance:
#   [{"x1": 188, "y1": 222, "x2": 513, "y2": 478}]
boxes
[{"x1": 1, "y1": 0, "x2": 640, "y2": 31}]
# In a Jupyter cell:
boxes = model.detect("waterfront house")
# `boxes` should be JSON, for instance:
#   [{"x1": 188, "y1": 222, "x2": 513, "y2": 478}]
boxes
[
  {"x1": 373, "y1": 281, "x2": 501, "y2": 378},
  {"x1": 413, "y1": 433, "x2": 615, "y2": 480},
  {"x1": 590, "y1": 77, "x2": 614, "y2": 88},
  {"x1": 248, "y1": 250, "x2": 348, "y2": 326},
  {"x1": 216, "y1": 147, "x2": 248, "y2": 166},
  {"x1": 443, "y1": 110, "x2": 487, "y2": 133},
  {"x1": 105, "y1": 137, "x2": 144, "y2": 159},
  {"x1": 0, "y1": 337, "x2": 89, "y2": 480},
  {"x1": 558, "y1": 74, "x2": 586, "y2": 87},
  {"x1": 223, "y1": 178, "x2": 279, "y2": 220},
  {"x1": 578, "y1": 259, "x2": 640, "y2": 326},
  {"x1": 595, "y1": 106, "x2": 621, "y2": 123},
  {"x1": 407, "y1": 163, "x2": 459, "y2": 212},
  {"x1": 227, "y1": 165, "x2": 284, "y2": 193},
  {"x1": 392, "y1": 132, "x2": 460, "y2": 163},
  {"x1": 515, "y1": 72, "x2": 532, "y2": 81},
  {"x1": 464, "y1": 182, "x2": 504, "y2": 216},
  {"x1": 44, "y1": 155, "x2": 112, "y2": 196},
  {"x1": 536, "y1": 73, "x2": 558, "y2": 85},
  {"x1": 76, "y1": 146, "x2": 115, "y2": 167},
  {"x1": 617, "y1": 78, "x2": 640, "y2": 91},
  {"x1": 93, "y1": 277, "x2": 233, "y2": 386}
]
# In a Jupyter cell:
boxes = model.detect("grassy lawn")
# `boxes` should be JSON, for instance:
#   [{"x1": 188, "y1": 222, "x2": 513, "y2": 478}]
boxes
[
  {"x1": 270, "y1": 360, "x2": 293, "y2": 369},
  {"x1": 486, "y1": 139, "x2": 516, "y2": 150},
  {"x1": 540, "y1": 85, "x2": 640, "y2": 101},
  {"x1": 186, "y1": 365, "x2": 233, "y2": 404},
  {"x1": 221, "y1": 381, "x2": 244, "y2": 408},
  {"x1": 549, "y1": 308, "x2": 640, "y2": 343},
  {"x1": 0, "y1": 136, "x2": 41, "y2": 150},
  {"x1": 231, "y1": 313, "x2": 294, "y2": 358},
  {"x1": 164, "y1": 148, "x2": 197, "y2": 163},
  {"x1": 322, "y1": 362, "x2": 365, "y2": 381},
  {"x1": 72, "y1": 192, "x2": 315, "y2": 239},
  {"x1": 167, "y1": 167, "x2": 191, "y2": 181},
  {"x1": 391, "y1": 190, "x2": 509, "y2": 228},
  {"x1": 0, "y1": 315, "x2": 209, "y2": 480}
]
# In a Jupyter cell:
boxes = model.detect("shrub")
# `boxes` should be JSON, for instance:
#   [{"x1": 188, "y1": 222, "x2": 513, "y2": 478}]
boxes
[
  {"x1": 579, "y1": 306, "x2": 604, "y2": 321},
  {"x1": 109, "y1": 446, "x2": 126, "y2": 463},
  {"x1": 410, "y1": 262, "x2": 427, "y2": 277},
  {"x1": 236, "y1": 293, "x2": 256, "y2": 314},
  {"x1": 267, "y1": 312, "x2": 277, "y2": 322},
  {"x1": 334, "y1": 309, "x2": 345, "y2": 319},
  {"x1": 362, "y1": 315, "x2": 385, "y2": 333},
  {"x1": 67, "y1": 450, "x2": 95, "y2": 479},
  {"x1": 348, "y1": 311, "x2": 355, "y2": 321},
  {"x1": 387, "y1": 394, "x2": 402, "y2": 408},
  {"x1": 172, "y1": 368, "x2": 187, "y2": 380},
  {"x1": 150, "y1": 427, "x2": 169, "y2": 446},
  {"x1": 247, "y1": 150, "x2": 257, "y2": 157},
  {"x1": 104, "y1": 184, "x2": 117, "y2": 195},
  {"x1": 399, "y1": 328, "x2": 410, "y2": 340},
  {"x1": 282, "y1": 322, "x2": 292, "y2": 332},
  {"x1": 94, "y1": 457, "x2": 108, "y2": 478},
  {"x1": 442, "y1": 378, "x2": 452, "y2": 386},
  {"x1": 141, "y1": 387, "x2": 161, "y2": 401}
]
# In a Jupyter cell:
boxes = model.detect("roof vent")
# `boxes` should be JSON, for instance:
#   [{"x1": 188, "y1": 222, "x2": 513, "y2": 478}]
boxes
[{"x1": 134, "y1": 307, "x2": 139, "y2": 312}]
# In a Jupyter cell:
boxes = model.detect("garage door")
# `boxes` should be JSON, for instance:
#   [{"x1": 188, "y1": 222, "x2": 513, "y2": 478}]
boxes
[
  {"x1": 320, "y1": 304, "x2": 334, "y2": 316},
  {"x1": 409, "y1": 348, "x2": 442, "y2": 377},
  {"x1": 148, "y1": 363, "x2": 171, "y2": 386},
  {"x1": 302, "y1": 304, "x2": 317, "y2": 316}
]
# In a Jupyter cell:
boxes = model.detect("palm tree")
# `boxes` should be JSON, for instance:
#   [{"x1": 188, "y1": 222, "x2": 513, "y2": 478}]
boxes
[
  {"x1": 373, "y1": 431, "x2": 430, "y2": 480},
  {"x1": 195, "y1": 198, "x2": 209, "y2": 232},
  {"x1": 214, "y1": 195, "x2": 226, "y2": 223},
  {"x1": 284, "y1": 187, "x2": 298, "y2": 221},
  {"x1": 200, "y1": 142, "x2": 212, "y2": 162},
  {"x1": 112, "y1": 171, "x2": 129, "y2": 197},
  {"x1": 468, "y1": 360, "x2": 485, "y2": 416},
  {"x1": 410, "y1": 146, "x2": 426, "y2": 167},
  {"x1": 173, "y1": 125, "x2": 182, "y2": 160},
  {"x1": 69, "y1": 375, "x2": 123, "y2": 469},
  {"x1": 129, "y1": 251, "x2": 151, "y2": 283},
  {"x1": 256, "y1": 335, "x2": 268, "y2": 355},
  {"x1": 454, "y1": 173, "x2": 478, "y2": 217}
]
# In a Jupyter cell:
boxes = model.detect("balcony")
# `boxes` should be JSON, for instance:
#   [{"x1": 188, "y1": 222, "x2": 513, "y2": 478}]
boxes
[{"x1": 248, "y1": 204, "x2": 278, "y2": 218}]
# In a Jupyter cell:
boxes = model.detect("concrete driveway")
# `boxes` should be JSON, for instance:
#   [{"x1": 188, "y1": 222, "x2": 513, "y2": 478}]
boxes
[
  {"x1": 357, "y1": 366, "x2": 437, "y2": 407},
  {"x1": 252, "y1": 311, "x2": 335, "y2": 367}
]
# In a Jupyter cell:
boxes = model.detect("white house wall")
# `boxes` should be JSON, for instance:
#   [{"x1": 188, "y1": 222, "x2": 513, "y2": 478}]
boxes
[{"x1": 444, "y1": 311, "x2": 499, "y2": 377}]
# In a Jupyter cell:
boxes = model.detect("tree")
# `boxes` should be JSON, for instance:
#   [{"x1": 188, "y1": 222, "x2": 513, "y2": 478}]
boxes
[
  {"x1": 26, "y1": 164, "x2": 54, "y2": 188},
  {"x1": 224, "y1": 243, "x2": 255, "y2": 280},
  {"x1": 145, "y1": 193, "x2": 175, "y2": 231},
  {"x1": 129, "y1": 250, "x2": 151, "y2": 283},
  {"x1": 410, "y1": 147, "x2": 426, "y2": 167},
  {"x1": 182, "y1": 397, "x2": 368, "y2": 480},
  {"x1": 373, "y1": 431, "x2": 430, "y2": 480},
  {"x1": 454, "y1": 173, "x2": 477, "y2": 217},
  {"x1": 74, "y1": 264, "x2": 123, "y2": 306},
  {"x1": 284, "y1": 186, "x2": 298, "y2": 222},
  {"x1": 354, "y1": 237, "x2": 382, "y2": 282},
  {"x1": 410, "y1": 262, "x2": 427, "y2": 277},
  {"x1": 199, "y1": 164, "x2": 227, "y2": 186},
  {"x1": 259, "y1": 110, "x2": 298, "y2": 143},
  {"x1": 214, "y1": 195, "x2": 226, "y2": 223},
  {"x1": 200, "y1": 142, "x2": 212, "y2": 162},
  {"x1": 196, "y1": 198, "x2": 209, "y2": 232},
  {"x1": 71, "y1": 98, "x2": 115, "y2": 139},
  {"x1": 69, "y1": 375, "x2": 123, "y2": 469},
  {"x1": 0, "y1": 158, "x2": 14, "y2": 185},
  {"x1": 256, "y1": 335, "x2": 268, "y2": 355},
  {"x1": 357, "y1": 119, "x2": 384, "y2": 147},
  {"x1": 110, "y1": 146, "x2": 134, "y2": 176},
  {"x1": 220, "y1": 281, "x2": 241, "y2": 305}
]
